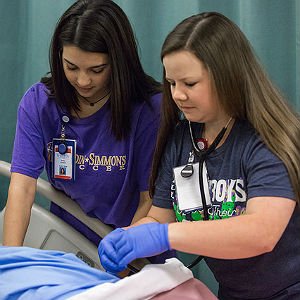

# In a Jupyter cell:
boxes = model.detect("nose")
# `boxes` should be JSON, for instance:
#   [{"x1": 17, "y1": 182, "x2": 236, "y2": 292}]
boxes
[
  {"x1": 172, "y1": 85, "x2": 187, "y2": 102},
  {"x1": 76, "y1": 72, "x2": 91, "y2": 87}
]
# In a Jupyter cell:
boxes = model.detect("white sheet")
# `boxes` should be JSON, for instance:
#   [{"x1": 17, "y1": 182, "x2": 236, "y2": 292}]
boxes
[{"x1": 68, "y1": 258, "x2": 194, "y2": 300}]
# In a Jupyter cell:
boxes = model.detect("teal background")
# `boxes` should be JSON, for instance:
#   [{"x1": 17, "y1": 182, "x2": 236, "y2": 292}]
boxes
[{"x1": 1, "y1": 0, "x2": 299, "y2": 295}]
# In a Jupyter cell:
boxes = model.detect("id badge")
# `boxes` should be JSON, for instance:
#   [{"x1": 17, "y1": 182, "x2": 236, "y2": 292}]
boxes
[
  {"x1": 52, "y1": 138, "x2": 76, "y2": 181},
  {"x1": 173, "y1": 162, "x2": 211, "y2": 211}
]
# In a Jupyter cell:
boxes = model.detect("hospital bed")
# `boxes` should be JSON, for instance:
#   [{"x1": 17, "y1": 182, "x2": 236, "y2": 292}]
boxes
[{"x1": 0, "y1": 160, "x2": 218, "y2": 299}]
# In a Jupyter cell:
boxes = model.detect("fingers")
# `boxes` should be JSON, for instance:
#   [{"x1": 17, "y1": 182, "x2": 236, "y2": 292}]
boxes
[
  {"x1": 118, "y1": 250, "x2": 135, "y2": 267},
  {"x1": 98, "y1": 228, "x2": 123, "y2": 272},
  {"x1": 100, "y1": 252, "x2": 127, "y2": 274},
  {"x1": 98, "y1": 240, "x2": 120, "y2": 272},
  {"x1": 114, "y1": 233, "x2": 136, "y2": 267},
  {"x1": 98, "y1": 228, "x2": 135, "y2": 273}
]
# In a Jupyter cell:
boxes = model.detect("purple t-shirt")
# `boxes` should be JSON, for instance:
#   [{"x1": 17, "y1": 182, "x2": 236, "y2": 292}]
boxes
[{"x1": 11, "y1": 82, "x2": 161, "y2": 244}]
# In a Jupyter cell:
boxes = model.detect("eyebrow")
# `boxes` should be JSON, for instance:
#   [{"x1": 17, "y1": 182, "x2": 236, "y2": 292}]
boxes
[
  {"x1": 63, "y1": 58, "x2": 108, "y2": 69},
  {"x1": 165, "y1": 76, "x2": 197, "y2": 81}
]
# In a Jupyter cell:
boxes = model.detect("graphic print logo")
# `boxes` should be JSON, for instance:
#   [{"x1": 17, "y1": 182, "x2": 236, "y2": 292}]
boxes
[{"x1": 76, "y1": 153, "x2": 127, "y2": 171}]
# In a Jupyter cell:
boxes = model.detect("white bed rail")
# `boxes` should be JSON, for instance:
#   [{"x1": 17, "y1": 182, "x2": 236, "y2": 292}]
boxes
[
  {"x1": 0, "y1": 160, "x2": 112, "y2": 237},
  {"x1": 0, "y1": 160, "x2": 148, "y2": 270}
]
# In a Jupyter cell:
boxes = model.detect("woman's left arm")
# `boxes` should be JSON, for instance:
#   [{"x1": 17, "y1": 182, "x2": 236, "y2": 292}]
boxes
[{"x1": 168, "y1": 196, "x2": 296, "y2": 259}]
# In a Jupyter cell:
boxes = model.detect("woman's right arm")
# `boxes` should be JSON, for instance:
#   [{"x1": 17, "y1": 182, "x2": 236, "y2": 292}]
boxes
[{"x1": 3, "y1": 173, "x2": 37, "y2": 246}]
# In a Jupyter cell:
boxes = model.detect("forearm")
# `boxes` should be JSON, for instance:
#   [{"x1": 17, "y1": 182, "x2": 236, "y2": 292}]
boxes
[
  {"x1": 168, "y1": 214, "x2": 277, "y2": 259},
  {"x1": 3, "y1": 201, "x2": 31, "y2": 246},
  {"x1": 3, "y1": 173, "x2": 36, "y2": 246}
]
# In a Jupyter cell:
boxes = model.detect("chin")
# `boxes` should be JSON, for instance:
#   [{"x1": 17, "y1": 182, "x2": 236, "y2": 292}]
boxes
[
  {"x1": 76, "y1": 88, "x2": 94, "y2": 98},
  {"x1": 183, "y1": 114, "x2": 203, "y2": 124}
]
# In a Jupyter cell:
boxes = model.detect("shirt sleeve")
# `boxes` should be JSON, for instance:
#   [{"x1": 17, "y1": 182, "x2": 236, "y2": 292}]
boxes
[
  {"x1": 243, "y1": 135, "x2": 295, "y2": 201},
  {"x1": 11, "y1": 86, "x2": 46, "y2": 179}
]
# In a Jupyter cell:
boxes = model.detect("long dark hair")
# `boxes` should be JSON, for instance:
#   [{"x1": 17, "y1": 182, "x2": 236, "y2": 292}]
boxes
[
  {"x1": 41, "y1": 0, "x2": 161, "y2": 140},
  {"x1": 150, "y1": 12, "x2": 300, "y2": 203}
]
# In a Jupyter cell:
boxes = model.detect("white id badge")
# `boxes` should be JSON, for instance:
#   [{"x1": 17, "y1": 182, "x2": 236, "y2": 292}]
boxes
[
  {"x1": 52, "y1": 138, "x2": 76, "y2": 180},
  {"x1": 173, "y1": 162, "x2": 211, "y2": 211}
]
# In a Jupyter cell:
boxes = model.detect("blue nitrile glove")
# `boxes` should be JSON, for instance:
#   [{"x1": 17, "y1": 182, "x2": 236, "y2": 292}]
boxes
[
  {"x1": 98, "y1": 228, "x2": 126, "y2": 273},
  {"x1": 98, "y1": 223, "x2": 170, "y2": 274}
]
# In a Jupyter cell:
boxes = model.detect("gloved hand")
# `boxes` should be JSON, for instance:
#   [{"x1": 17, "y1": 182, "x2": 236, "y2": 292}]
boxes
[{"x1": 98, "y1": 223, "x2": 170, "y2": 274}]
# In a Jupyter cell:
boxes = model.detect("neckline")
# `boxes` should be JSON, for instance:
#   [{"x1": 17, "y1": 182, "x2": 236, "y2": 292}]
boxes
[
  {"x1": 65, "y1": 98, "x2": 110, "y2": 125},
  {"x1": 78, "y1": 90, "x2": 111, "y2": 107},
  {"x1": 197, "y1": 120, "x2": 237, "y2": 157}
]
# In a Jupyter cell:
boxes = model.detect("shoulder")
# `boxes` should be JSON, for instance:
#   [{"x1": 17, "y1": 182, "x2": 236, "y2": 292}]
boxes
[
  {"x1": 143, "y1": 92, "x2": 162, "y2": 112},
  {"x1": 23, "y1": 82, "x2": 49, "y2": 99},
  {"x1": 162, "y1": 119, "x2": 191, "y2": 164},
  {"x1": 149, "y1": 92, "x2": 162, "y2": 107},
  {"x1": 18, "y1": 82, "x2": 60, "y2": 121},
  {"x1": 19, "y1": 82, "x2": 50, "y2": 109},
  {"x1": 233, "y1": 120, "x2": 283, "y2": 166},
  {"x1": 133, "y1": 92, "x2": 162, "y2": 122},
  {"x1": 171, "y1": 119, "x2": 191, "y2": 146},
  {"x1": 231, "y1": 119, "x2": 259, "y2": 148},
  {"x1": 237, "y1": 120, "x2": 265, "y2": 150}
]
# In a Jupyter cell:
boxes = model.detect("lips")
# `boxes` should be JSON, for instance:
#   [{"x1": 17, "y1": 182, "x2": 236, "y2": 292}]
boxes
[
  {"x1": 77, "y1": 86, "x2": 92, "y2": 91},
  {"x1": 76, "y1": 86, "x2": 94, "y2": 96},
  {"x1": 180, "y1": 106, "x2": 194, "y2": 110}
]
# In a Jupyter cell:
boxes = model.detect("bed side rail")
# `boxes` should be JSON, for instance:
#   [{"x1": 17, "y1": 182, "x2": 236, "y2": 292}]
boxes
[{"x1": 0, "y1": 160, "x2": 148, "y2": 270}]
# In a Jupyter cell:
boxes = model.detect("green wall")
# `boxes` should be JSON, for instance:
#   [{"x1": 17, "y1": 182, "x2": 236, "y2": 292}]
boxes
[
  {"x1": 1, "y1": 0, "x2": 298, "y2": 169},
  {"x1": 1, "y1": 0, "x2": 299, "y2": 203}
]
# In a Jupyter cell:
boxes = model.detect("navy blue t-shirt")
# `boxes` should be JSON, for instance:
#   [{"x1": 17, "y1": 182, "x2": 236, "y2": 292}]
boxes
[{"x1": 153, "y1": 119, "x2": 300, "y2": 299}]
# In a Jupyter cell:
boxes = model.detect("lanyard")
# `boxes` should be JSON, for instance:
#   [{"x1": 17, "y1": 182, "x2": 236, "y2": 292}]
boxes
[{"x1": 58, "y1": 115, "x2": 70, "y2": 154}]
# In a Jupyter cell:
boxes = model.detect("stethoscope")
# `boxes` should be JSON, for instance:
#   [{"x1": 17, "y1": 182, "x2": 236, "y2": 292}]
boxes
[
  {"x1": 180, "y1": 118, "x2": 232, "y2": 269},
  {"x1": 181, "y1": 118, "x2": 232, "y2": 179}
]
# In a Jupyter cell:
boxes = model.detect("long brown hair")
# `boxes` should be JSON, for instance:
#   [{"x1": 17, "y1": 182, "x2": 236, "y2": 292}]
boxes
[{"x1": 150, "y1": 12, "x2": 300, "y2": 203}]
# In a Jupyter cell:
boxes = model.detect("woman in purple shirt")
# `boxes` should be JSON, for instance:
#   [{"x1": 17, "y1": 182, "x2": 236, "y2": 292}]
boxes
[{"x1": 3, "y1": 0, "x2": 162, "y2": 250}]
